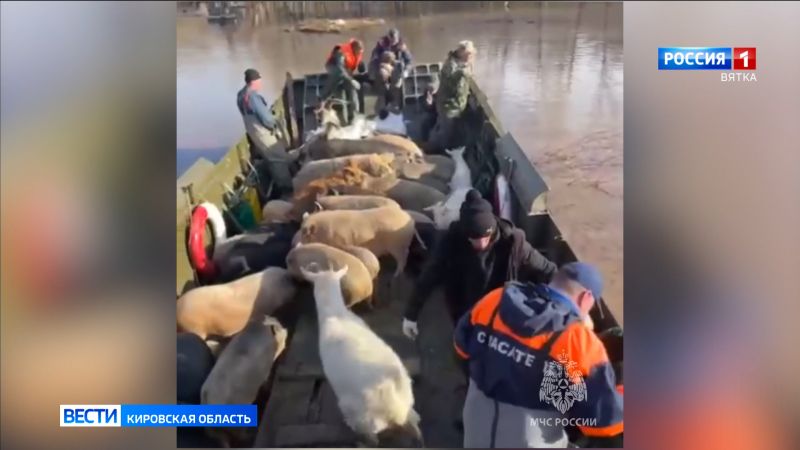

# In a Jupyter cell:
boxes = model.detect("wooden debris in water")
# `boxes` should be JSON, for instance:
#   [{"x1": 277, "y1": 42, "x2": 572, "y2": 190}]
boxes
[{"x1": 287, "y1": 17, "x2": 386, "y2": 34}]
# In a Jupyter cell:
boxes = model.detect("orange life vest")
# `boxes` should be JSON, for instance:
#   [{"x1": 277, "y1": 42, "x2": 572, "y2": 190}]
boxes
[{"x1": 328, "y1": 39, "x2": 363, "y2": 72}]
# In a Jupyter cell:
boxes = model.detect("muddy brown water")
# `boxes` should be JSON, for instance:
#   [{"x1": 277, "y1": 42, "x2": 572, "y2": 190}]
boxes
[{"x1": 177, "y1": 2, "x2": 623, "y2": 322}]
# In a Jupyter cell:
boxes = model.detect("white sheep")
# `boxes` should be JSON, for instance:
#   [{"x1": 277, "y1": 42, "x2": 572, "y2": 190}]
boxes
[
  {"x1": 300, "y1": 264, "x2": 423, "y2": 447},
  {"x1": 425, "y1": 187, "x2": 472, "y2": 230},
  {"x1": 446, "y1": 146, "x2": 471, "y2": 191}
]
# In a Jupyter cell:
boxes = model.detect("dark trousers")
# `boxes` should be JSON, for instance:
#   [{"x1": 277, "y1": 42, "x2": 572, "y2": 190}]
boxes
[
  {"x1": 445, "y1": 292, "x2": 476, "y2": 378},
  {"x1": 420, "y1": 110, "x2": 437, "y2": 143},
  {"x1": 374, "y1": 81, "x2": 402, "y2": 114},
  {"x1": 424, "y1": 114, "x2": 457, "y2": 154},
  {"x1": 320, "y1": 66, "x2": 362, "y2": 116}
]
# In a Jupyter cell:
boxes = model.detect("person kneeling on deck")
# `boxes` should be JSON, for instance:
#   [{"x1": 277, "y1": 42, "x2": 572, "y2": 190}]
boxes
[
  {"x1": 425, "y1": 40, "x2": 476, "y2": 154},
  {"x1": 455, "y1": 263, "x2": 624, "y2": 448},
  {"x1": 236, "y1": 68, "x2": 292, "y2": 194},
  {"x1": 402, "y1": 190, "x2": 557, "y2": 340},
  {"x1": 320, "y1": 38, "x2": 366, "y2": 117},
  {"x1": 373, "y1": 51, "x2": 404, "y2": 114}
]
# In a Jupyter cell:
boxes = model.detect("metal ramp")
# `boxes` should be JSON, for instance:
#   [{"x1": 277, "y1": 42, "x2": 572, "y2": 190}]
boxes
[{"x1": 402, "y1": 63, "x2": 441, "y2": 110}]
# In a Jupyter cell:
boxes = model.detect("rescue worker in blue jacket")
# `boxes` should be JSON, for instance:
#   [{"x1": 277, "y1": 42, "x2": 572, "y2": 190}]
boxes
[
  {"x1": 373, "y1": 50, "x2": 404, "y2": 114},
  {"x1": 369, "y1": 28, "x2": 413, "y2": 80},
  {"x1": 236, "y1": 68, "x2": 292, "y2": 193},
  {"x1": 454, "y1": 262, "x2": 624, "y2": 448}
]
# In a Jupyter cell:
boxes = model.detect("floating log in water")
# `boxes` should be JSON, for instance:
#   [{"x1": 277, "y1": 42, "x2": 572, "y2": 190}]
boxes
[{"x1": 286, "y1": 17, "x2": 386, "y2": 34}]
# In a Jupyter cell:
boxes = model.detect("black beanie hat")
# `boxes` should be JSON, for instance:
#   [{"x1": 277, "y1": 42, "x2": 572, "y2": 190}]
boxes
[
  {"x1": 244, "y1": 68, "x2": 261, "y2": 83},
  {"x1": 460, "y1": 189, "x2": 496, "y2": 238}
]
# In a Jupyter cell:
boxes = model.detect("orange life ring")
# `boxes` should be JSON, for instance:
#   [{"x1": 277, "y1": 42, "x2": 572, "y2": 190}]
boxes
[{"x1": 187, "y1": 202, "x2": 227, "y2": 281}]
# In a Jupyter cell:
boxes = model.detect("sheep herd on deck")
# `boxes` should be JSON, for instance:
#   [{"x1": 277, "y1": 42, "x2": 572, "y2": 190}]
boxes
[{"x1": 177, "y1": 103, "x2": 472, "y2": 447}]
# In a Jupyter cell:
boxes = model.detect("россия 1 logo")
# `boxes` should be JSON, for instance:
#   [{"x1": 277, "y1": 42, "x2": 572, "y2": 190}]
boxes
[{"x1": 658, "y1": 47, "x2": 757, "y2": 82}]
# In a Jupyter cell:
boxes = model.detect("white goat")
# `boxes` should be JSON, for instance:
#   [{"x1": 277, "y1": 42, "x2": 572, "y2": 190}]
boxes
[
  {"x1": 326, "y1": 115, "x2": 376, "y2": 140},
  {"x1": 425, "y1": 148, "x2": 472, "y2": 229},
  {"x1": 446, "y1": 146, "x2": 471, "y2": 191},
  {"x1": 305, "y1": 114, "x2": 376, "y2": 142},
  {"x1": 425, "y1": 187, "x2": 471, "y2": 230},
  {"x1": 300, "y1": 264, "x2": 422, "y2": 447}
]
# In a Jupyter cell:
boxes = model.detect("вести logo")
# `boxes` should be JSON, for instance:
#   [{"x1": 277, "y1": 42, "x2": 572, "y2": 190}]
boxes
[{"x1": 539, "y1": 350, "x2": 588, "y2": 414}]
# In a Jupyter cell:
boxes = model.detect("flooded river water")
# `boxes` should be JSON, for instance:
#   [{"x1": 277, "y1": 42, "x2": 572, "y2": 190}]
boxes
[{"x1": 177, "y1": 2, "x2": 623, "y2": 321}]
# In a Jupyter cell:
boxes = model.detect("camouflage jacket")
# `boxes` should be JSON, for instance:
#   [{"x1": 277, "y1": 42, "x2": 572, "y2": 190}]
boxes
[{"x1": 436, "y1": 51, "x2": 472, "y2": 118}]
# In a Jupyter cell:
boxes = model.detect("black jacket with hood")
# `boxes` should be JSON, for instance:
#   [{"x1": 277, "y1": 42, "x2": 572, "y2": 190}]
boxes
[{"x1": 404, "y1": 216, "x2": 557, "y2": 322}]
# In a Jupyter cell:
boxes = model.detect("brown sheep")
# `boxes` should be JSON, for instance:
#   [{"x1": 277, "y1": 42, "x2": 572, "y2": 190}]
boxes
[
  {"x1": 370, "y1": 134, "x2": 424, "y2": 160},
  {"x1": 303, "y1": 135, "x2": 423, "y2": 164},
  {"x1": 393, "y1": 155, "x2": 456, "y2": 185},
  {"x1": 341, "y1": 245, "x2": 381, "y2": 279},
  {"x1": 297, "y1": 152, "x2": 452, "y2": 194},
  {"x1": 314, "y1": 194, "x2": 401, "y2": 213},
  {"x1": 292, "y1": 165, "x2": 446, "y2": 215},
  {"x1": 290, "y1": 163, "x2": 378, "y2": 219},
  {"x1": 298, "y1": 206, "x2": 417, "y2": 276},
  {"x1": 176, "y1": 267, "x2": 297, "y2": 339},
  {"x1": 201, "y1": 316, "x2": 287, "y2": 446},
  {"x1": 286, "y1": 243, "x2": 378, "y2": 307},
  {"x1": 292, "y1": 153, "x2": 396, "y2": 192},
  {"x1": 298, "y1": 197, "x2": 406, "y2": 277},
  {"x1": 201, "y1": 316, "x2": 287, "y2": 405}
]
